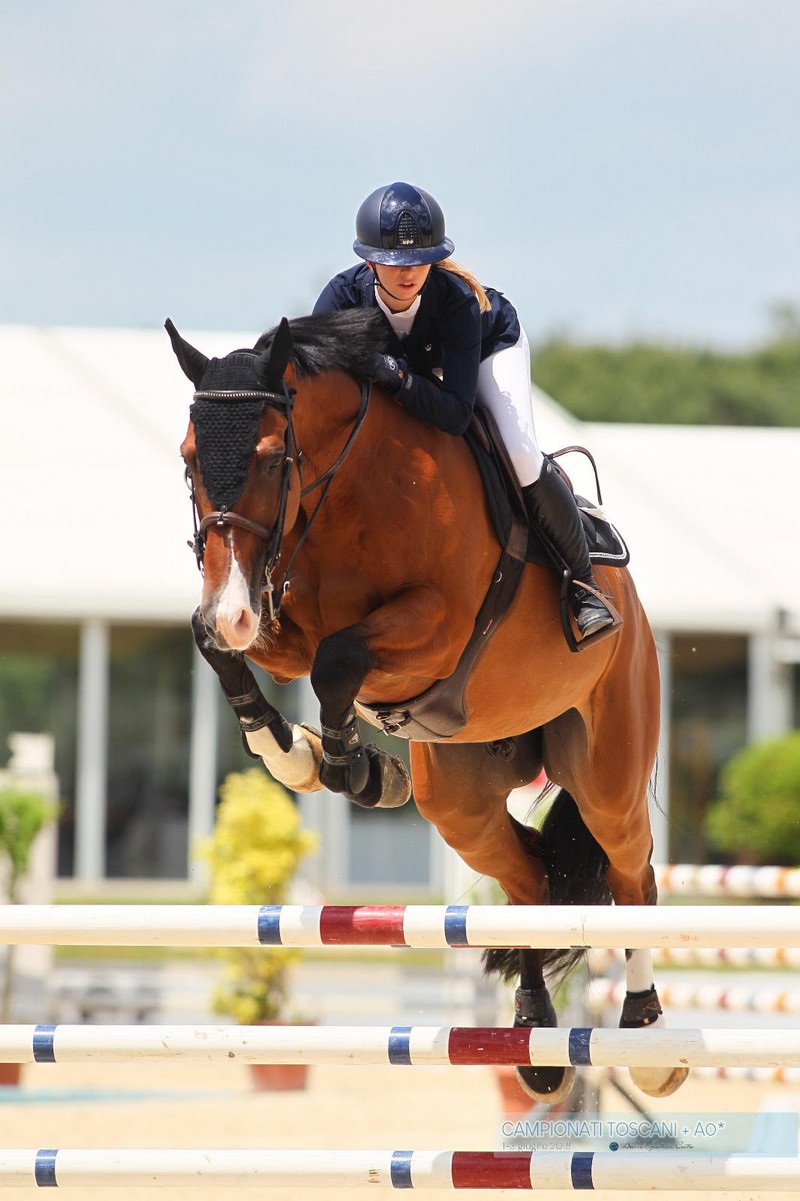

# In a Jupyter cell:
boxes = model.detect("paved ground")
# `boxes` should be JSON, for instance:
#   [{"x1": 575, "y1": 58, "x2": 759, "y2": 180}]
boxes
[{"x1": 2, "y1": 1057, "x2": 800, "y2": 1200}]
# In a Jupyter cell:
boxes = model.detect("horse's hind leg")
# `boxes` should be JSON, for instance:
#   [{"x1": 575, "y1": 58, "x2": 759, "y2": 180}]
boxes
[
  {"x1": 410, "y1": 737, "x2": 576, "y2": 1105},
  {"x1": 544, "y1": 687, "x2": 687, "y2": 1098}
]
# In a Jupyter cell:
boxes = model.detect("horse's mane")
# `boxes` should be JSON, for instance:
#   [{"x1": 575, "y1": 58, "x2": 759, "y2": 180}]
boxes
[{"x1": 254, "y1": 309, "x2": 391, "y2": 381}]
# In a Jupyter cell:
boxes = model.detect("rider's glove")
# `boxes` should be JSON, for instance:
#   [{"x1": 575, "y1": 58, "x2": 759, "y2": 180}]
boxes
[{"x1": 369, "y1": 353, "x2": 412, "y2": 395}]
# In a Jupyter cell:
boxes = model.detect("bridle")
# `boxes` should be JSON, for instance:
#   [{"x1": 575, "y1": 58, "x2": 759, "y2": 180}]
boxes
[{"x1": 186, "y1": 377, "x2": 371, "y2": 621}]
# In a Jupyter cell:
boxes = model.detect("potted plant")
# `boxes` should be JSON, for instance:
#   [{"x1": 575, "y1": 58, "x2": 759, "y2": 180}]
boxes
[
  {"x1": 0, "y1": 786, "x2": 59, "y2": 1085},
  {"x1": 197, "y1": 768, "x2": 318, "y2": 1090}
]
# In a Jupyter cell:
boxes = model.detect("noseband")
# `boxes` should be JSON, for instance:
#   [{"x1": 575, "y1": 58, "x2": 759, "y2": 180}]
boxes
[{"x1": 186, "y1": 379, "x2": 370, "y2": 621}]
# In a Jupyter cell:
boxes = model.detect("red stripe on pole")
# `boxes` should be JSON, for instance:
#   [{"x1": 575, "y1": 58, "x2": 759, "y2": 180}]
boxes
[
  {"x1": 447, "y1": 1027, "x2": 532, "y2": 1065},
  {"x1": 318, "y1": 906, "x2": 407, "y2": 945},
  {"x1": 451, "y1": 1152, "x2": 533, "y2": 1189}
]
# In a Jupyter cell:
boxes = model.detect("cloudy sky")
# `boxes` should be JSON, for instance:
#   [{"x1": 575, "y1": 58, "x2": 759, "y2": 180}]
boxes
[{"x1": 2, "y1": 0, "x2": 797, "y2": 346}]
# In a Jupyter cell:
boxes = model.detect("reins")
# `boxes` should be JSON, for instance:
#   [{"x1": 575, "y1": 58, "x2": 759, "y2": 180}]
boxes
[{"x1": 187, "y1": 378, "x2": 371, "y2": 621}]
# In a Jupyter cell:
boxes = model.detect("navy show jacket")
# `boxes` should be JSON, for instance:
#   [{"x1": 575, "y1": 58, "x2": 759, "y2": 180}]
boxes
[{"x1": 313, "y1": 263, "x2": 521, "y2": 436}]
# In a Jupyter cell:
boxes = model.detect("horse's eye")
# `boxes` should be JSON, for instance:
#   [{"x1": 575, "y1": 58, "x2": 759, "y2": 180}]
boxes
[{"x1": 262, "y1": 451, "x2": 284, "y2": 475}]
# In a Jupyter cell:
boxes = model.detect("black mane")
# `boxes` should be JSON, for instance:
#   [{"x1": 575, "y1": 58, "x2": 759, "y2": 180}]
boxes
[{"x1": 254, "y1": 309, "x2": 390, "y2": 381}]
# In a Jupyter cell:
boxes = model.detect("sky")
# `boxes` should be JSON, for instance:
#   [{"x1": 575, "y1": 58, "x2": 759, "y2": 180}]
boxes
[{"x1": 2, "y1": 0, "x2": 798, "y2": 348}]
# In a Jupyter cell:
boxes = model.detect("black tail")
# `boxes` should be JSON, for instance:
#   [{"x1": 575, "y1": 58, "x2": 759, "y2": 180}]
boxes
[{"x1": 483, "y1": 787, "x2": 611, "y2": 987}]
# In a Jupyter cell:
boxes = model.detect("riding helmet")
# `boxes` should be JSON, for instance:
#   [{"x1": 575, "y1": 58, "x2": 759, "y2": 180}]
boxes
[{"x1": 353, "y1": 182, "x2": 455, "y2": 266}]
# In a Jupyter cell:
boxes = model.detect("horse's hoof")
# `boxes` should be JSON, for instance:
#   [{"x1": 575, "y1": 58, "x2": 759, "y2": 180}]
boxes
[
  {"x1": 373, "y1": 749, "x2": 412, "y2": 808},
  {"x1": 620, "y1": 986, "x2": 689, "y2": 1097},
  {"x1": 245, "y1": 722, "x2": 325, "y2": 793},
  {"x1": 516, "y1": 1064, "x2": 576, "y2": 1106},
  {"x1": 345, "y1": 746, "x2": 412, "y2": 809},
  {"x1": 629, "y1": 1064, "x2": 689, "y2": 1097},
  {"x1": 513, "y1": 985, "x2": 574, "y2": 1105}
]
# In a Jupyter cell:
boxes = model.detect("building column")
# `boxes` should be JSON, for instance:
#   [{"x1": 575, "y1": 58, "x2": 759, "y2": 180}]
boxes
[
  {"x1": 74, "y1": 619, "x2": 109, "y2": 882},
  {"x1": 187, "y1": 650, "x2": 220, "y2": 886},
  {"x1": 748, "y1": 632, "x2": 793, "y2": 742},
  {"x1": 651, "y1": 631, "x2": 671, "y2": 866}
]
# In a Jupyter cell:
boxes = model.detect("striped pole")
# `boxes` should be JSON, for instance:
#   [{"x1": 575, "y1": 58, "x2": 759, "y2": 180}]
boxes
[
  {"x1": 0, "y1": 1149, "x2": 799, "y2": 1190},
  {"x1": 587, "y1": 979, "x2": 800, "y2": 1016},
  {"x1": 656, "y1": 864, "x2": 800, "y2": 899},
  {"x1": 589, "y1": 945, "x2": 800, "y2": 969},
  {"x1": 1, "y1": 904, "x2": 799, "y2": 948},
  {"x1": 1, "y1": 1023, "x2": 798, "y2": 1069}
]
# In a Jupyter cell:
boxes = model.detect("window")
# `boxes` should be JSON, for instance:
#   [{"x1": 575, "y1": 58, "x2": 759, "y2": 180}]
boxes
[
  {"x1": 668, "y1": 634, "x2": 747, "y2": 863},
  {"x1": 0, "y1": 622, "x2": 79, "y2": 875},
  {"x1": 106, "y1": 626, "x2": 192, "y2": 878}
]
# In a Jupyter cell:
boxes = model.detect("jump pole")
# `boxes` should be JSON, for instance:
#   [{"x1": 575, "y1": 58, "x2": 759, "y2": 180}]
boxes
[
  {"x1": 1, "y1": 903, "x2": 799, "y2": 948},
  {"x1": 1, "y1": 1149, "x2": 799, "y2": 1190},
  {"x1": 1, "y1": 1023, "x2": 799, "y2": 1070}
]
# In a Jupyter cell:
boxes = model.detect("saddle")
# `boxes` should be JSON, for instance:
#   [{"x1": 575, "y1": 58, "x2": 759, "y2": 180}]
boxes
[
  {"x1": 466, "y1": 408, "x2": 630, "y2": 571},
  {"x1": 354, "y1": 408, "x2": 630, "y2": 742}
]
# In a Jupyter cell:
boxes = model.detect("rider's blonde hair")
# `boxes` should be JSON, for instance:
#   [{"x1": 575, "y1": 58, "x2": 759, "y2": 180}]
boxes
[{"x1": 436, "y1": 259, "x2": 492, "y2": 313}]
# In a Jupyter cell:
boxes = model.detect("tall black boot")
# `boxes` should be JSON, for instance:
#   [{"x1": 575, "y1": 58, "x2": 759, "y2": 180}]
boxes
[{"x1": 523, "y1": 460, "x2": 617, "y2": 639}]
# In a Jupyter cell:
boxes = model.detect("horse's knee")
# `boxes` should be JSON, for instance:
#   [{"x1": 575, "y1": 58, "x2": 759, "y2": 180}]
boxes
[{"x1": 310, "y1": 629, "x2": 375, "y2": 721}]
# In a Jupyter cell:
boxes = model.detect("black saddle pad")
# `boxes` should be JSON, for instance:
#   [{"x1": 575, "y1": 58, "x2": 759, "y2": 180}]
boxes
[{"x1": 464, "y1": 425, "x2": 630, "y2": 569}]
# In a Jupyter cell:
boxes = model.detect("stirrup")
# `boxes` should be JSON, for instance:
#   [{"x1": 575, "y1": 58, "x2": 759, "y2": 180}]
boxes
[
  {"x1": 559, "y1": 574, "x2": 622, "y2": 653},
  {"x1": 573, "y1": 588, "x2": 615, "y2": 637}
]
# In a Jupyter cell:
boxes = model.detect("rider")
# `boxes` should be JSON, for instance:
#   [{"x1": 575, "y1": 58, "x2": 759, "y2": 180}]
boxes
[{"x1": 313, "y1": 181, "x2": 616, "y2": 641}]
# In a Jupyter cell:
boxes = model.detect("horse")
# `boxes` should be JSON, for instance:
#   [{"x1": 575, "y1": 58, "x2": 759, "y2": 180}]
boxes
[{"x1": 167, "y1": 308, "x2": 686, "y2": 1104}]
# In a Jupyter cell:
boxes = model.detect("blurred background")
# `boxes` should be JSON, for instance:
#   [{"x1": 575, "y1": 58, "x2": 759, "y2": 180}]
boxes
[{"x1": 1, "y1": 0, "x2": 799, "y2": 901}]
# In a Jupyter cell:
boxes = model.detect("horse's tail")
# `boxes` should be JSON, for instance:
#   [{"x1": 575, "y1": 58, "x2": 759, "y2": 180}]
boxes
[{"x1": 483, "y1": 787, "x2": 611, "y2": 988}]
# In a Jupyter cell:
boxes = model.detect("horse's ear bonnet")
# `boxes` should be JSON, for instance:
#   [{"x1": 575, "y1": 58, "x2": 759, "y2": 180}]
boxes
[
  {"x1": 169, "y1": 318, "x2": 293, "y2": 512},
  {"x1": 165, "y1": 319, "x2": 209, "y2": 387},
  {"x1": 262, "y1": 317, "x2": 293, "y2": 383}
]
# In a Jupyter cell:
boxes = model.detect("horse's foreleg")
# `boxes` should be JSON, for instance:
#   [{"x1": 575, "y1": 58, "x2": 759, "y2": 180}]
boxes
[
  {"x1": 310, "y1": 627, "x2": 412, "y2": 808},
  {"x1": 192, "y1": 608, "x2": 324, "y2": 793},
  {"x1": 308, "y1": 588, "x2": 465, "y2": 807}
]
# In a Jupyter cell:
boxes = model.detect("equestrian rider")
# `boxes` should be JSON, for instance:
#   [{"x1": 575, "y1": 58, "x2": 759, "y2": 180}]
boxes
[{"x1": 313, "y1": 181, "x2": 615, "y2": 640}]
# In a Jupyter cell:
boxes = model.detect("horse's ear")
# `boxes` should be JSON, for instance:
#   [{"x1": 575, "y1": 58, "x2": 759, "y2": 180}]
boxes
[
  {"x1": 164, "y1": 318, "x2": 209, "y2": 387},
  {"x1": 262, "y1": 317, "x2": 293, "y2": 380}
]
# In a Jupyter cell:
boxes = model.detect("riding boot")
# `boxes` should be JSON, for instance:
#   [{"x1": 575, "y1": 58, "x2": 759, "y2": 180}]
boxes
[{"x1": 522, "y1": 460, "x2": 617, "y2": 639}]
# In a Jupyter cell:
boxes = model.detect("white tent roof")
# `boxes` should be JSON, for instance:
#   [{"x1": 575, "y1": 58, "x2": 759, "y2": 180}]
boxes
[{"x1": 3, "y1": 324, "x2": 797, "y2": 634}]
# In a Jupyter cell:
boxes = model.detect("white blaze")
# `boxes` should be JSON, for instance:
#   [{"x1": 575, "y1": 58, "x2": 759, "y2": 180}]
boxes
[{"x1": 215, "y1": 552, "x2": 259, "y2": 650}]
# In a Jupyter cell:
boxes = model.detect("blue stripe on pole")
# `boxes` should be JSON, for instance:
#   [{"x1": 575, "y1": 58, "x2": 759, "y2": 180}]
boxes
[
  {"x1": 443, "y1": 906, "x2": 469, "y2": 946},
  {"x1": 388, "y1": 1027, "x2": 413, "y2": 1066},
  {"x1": 390, "y1": 1149, "x2": 414, "y2": 1188},
  {"x1": 33, "y1": 1024, "x2": 57, "y2": 1064},
  {"x1": 570, "y1": 1151, "x2": 595, "y2": 1189},
  {"x1": 257, "y1": 906, "x2": 282, "y2": 945},
  {"x1": 34, "y1": 1149, "x2": 58, "y2": 1187},
  {"x1": 568, "y1": 1028, "x2": 593, "y2": 1066}
]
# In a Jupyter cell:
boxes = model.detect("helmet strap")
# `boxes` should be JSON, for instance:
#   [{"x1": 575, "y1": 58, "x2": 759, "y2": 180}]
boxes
[{"x1": 370, "y1": 264, "x2": 430, "y2": 306}]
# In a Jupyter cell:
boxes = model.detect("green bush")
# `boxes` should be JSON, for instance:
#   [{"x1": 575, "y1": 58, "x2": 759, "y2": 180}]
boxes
[{"x1": 704, "y1": 733, "x2": 800, "y2": 864}]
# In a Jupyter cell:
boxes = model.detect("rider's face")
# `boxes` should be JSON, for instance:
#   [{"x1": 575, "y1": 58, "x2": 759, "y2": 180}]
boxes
[{"x1": 369, "y1": 262, "x2": 432, "y2": 312}]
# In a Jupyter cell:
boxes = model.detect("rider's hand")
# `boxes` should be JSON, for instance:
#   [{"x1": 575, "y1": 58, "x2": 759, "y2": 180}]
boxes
[{"x1": 369, "y1": 353, "x2": 412, "y2": 395}]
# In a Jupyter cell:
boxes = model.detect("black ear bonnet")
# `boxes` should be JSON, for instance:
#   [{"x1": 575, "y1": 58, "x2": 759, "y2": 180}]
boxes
[{"x1": 190, "y1": 352, "x2": 273, "y2": 511}]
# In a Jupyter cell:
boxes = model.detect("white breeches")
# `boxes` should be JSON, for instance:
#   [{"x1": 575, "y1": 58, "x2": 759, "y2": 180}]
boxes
[{"x1": 477, "y1": 329, "x2": 544, "y2": 487}]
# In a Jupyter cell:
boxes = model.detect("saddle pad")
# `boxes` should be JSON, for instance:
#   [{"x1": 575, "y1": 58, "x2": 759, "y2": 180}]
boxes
[{"x1": 464, "y1": 423, "x2": 629, "y2": 569}]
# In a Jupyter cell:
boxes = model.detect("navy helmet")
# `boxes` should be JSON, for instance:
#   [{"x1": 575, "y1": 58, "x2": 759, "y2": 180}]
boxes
[{"x1": 353, "y1": 182, "x2": 455, "y2": 266}]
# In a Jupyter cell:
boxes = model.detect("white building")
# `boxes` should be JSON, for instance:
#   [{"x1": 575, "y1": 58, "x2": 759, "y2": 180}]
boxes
[{"x1": 2, "y1": 324, "x2": 798, "y2": 892}]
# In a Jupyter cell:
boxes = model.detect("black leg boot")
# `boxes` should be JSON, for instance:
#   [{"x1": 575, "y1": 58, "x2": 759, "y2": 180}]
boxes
[{"x1": 523, "y1": 460, "x2": 618, "y2": 639}]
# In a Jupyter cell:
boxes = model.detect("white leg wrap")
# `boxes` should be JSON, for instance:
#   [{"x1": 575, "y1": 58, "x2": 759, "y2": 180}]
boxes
[
  {"x1": 245, "y1": 723, "x2": 323, "y2": 793},
  {"x1": 625, "y1": 947, "x2": 653, "y2": 994}
]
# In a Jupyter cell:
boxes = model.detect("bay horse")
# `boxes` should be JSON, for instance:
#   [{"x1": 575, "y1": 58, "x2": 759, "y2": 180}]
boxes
[{"x1": 167, "y1": 309, "x2": 686, "y2": 1104}]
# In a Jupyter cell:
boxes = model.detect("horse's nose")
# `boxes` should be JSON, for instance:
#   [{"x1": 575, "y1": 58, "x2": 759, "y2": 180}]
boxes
[{"x1": 216, "y1": 604, "x2": 259, "y2": 651}]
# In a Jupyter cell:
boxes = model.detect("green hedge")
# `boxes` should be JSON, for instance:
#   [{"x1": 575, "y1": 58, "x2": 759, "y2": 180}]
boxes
[{"x1": 704, "y1": 733, "x2": 800, "y2": 864}]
